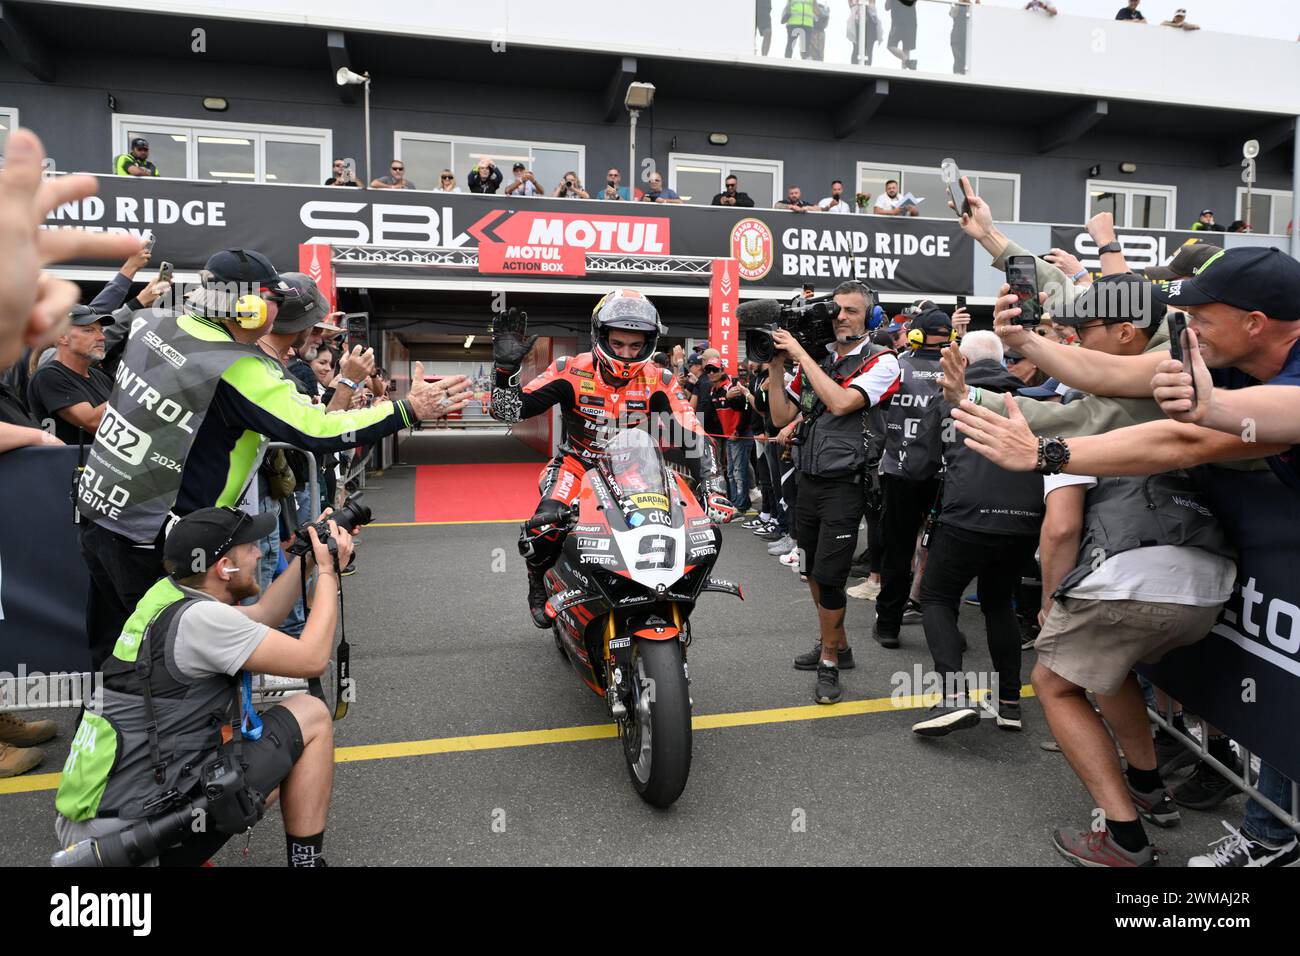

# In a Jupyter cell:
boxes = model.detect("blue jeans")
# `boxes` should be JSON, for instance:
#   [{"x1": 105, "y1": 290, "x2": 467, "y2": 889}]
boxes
[
  {"x1": 765, "y1": 441, "x2": 790, "y2": 532},
  {"x1": 1243, "y1": 762, "x2": 1296, "y2": 846},
  {"x1": 252, "y1": 495, "x2": 306, "y2": 636},
  {"x1": 726, "y1": 437, "x2": 754, "y2": 512}
]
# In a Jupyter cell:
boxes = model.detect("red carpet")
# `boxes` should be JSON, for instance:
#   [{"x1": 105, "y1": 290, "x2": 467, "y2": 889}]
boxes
[{"x1": 413, "y1": 463, "x2": 543, "y2": 523}]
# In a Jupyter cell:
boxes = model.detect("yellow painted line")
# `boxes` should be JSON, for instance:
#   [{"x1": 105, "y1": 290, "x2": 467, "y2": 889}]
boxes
[
  {"x1": 368, "y1": 518, "x2": 527, "y2": 528},
  {"x1": 336, "y1": 723, "x2": 619, "y2": 763},
  {"x1": 0, "y1": 771, "x2": 63, "y2": 795},
  {"x1": 0, "y1": 685, "x2": 1035, "y2": 795}
]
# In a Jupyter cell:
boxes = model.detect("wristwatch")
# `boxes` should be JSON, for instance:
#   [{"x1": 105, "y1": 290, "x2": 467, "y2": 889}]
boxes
[
  {"x1": 1096, "y1": 241, "x2": 1122, "y2": 255},
  {"x1": 1035, "y1": 436, "x2": 1071, "y2": 475},
  {"x1": 336, "y1": 376, "x2": 359, "y2": 391}
]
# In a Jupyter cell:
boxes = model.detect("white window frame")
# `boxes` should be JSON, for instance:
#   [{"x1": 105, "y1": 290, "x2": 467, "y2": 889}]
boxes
[
  {"x1": 394, "y1": 131, "x2": 585, "y2": 190},
  {"x1": 1236, "y1": 186, "x2": 1294, "y2": 236},
  {"x1": 113, "y1": 114, "x2": 332, "y2": 185},
  {"x1": 857, "y1": 161, "x2": 1021, "y2": 221},
  {"x1": 1085, "y1": 179, "x2": 1177, "y2": 231},
  {"x1": 0, "y1": 106, "x2": 19, "y2": 144},
  {"x1": 667, "y1": 153, "x2": 785, "y2": 207}
]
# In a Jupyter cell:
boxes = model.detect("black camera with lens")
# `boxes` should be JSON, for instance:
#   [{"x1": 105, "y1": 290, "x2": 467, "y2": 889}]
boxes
[
  {"x1": 742, "y1": 293, "x2": 843, "y2": 365},
  {"x1": 287, "y1": 492, "x2": 372, "y2": 558},
  {"x1": 202, "y1": 752, "x2": 264, "y2": 834}
]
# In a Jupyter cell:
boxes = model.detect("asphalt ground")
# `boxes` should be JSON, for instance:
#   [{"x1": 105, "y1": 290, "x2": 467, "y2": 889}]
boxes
[{"x1": 0, "y1": 432, "x2": 1239, "y2": 867}]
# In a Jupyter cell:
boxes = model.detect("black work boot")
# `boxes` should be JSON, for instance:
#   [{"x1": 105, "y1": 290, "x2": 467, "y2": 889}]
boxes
[{"x1": 527, "y1": 564, "x2": 551, "y2": 629}]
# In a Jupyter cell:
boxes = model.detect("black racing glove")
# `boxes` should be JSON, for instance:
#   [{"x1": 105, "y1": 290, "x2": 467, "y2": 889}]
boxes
[{"x1": 492, "y1": 307, "x2": 539, "y2": 386}]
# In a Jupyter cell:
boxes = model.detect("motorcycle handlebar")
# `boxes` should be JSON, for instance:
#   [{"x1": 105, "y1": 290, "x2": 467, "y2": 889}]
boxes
[{"x1": 524, "y1": 508, "x2": 574, "y2": 532}]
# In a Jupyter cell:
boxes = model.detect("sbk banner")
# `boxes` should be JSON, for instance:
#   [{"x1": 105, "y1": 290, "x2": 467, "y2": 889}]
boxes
[
  {"x1": 1048, "y1": 225, "x2": 1224, "y2": 276},
  {"x1": 47, "y1": 177, "x2": 973, "y2": 295},
  {"x1": 0, "y1": 447, "x2": 90, "y2": 674},
  {"x1": 708, "y1": 259, "x2": 740, "y2": 374},
  {"x1": 1141, "y1": 467, "x2": 1300, "y2": 784}
]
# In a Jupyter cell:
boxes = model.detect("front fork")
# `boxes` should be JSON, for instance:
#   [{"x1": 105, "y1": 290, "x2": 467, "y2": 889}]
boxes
[{"x1": 603, "y1": 604, "x2": 691, "y2": 722}]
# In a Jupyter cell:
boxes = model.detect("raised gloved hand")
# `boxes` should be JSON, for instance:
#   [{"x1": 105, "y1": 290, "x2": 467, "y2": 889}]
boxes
[
  {"x1": 705, "y1": 491, "x2": 737, "y2": 525},
  {"x1": 492, "y1": 307, "x2": 538, "y2": 380}
]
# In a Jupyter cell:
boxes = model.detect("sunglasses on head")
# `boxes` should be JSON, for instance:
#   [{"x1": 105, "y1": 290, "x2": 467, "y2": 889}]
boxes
[{"x1": 211, "y1": 508, "x2": 252, "y2": 565}]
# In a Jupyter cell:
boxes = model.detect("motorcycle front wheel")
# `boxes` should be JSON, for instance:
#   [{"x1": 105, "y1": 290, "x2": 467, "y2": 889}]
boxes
[{"x1": 621, "y1": 636, "x2": 692, "y2": 808}]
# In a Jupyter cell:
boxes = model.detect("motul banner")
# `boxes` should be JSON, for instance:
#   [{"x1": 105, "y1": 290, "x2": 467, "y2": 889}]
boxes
[
  {"x1": 298, "y1": 243, "x2": 337, "y2": 310},
  {"x1": 47, "y1": 176, "x2": 973, "y2": 295},
  {"x1": 708, "y1": 259, "x2": 740, "y2": 374},
  {"x1": 468, "y1": 208, "x2": 672, "y2": 277}
]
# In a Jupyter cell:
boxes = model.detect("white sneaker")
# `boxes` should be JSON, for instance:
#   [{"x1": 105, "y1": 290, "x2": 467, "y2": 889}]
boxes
[
  {"x1": 1188, "y1": 821, "x2": 1300, "y2": 867},
  {"x1": 779, "y1": 549, "x2": 801, "y2": 568},
  {"x1": 847, "y1": 578, "x2": 881, "y2": 600}
]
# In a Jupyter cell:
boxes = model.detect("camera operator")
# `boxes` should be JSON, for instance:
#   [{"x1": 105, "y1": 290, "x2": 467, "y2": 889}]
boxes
[
  {"x1": 54, "y1": 506, "x2": 351, "y2": 867},
  {"x1": 873, "y1": 306, "x2": 950, "y2": 649},
  {"x1": 765, "y1": 281, "x2": 901, "y2": 703},
  {"x1": 910, "y1": 330, "x2": 1044, "y2": 738},
  {"x1": 77, "y1": 247, "x2": 470, "y2": 670}
]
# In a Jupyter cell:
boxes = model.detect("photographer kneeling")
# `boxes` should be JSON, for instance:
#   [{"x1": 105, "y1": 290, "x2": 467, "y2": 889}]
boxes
[
  {"x1": 54, "y1": 506, "x2": 351, "y2": 867},
  {"x1": 765, "y1": 281, "x2": 901, "y2": 704}
]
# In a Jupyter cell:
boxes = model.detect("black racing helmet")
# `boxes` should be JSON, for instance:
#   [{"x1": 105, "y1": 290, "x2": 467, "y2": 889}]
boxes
[{"x1": 590, "y1": 289, "x2": 664, "y2": 384}]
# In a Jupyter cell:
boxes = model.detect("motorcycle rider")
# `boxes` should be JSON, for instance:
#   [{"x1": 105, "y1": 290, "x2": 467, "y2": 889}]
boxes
[{"x1": 489, "y1": 289, "x2": 736, "y2": 626}]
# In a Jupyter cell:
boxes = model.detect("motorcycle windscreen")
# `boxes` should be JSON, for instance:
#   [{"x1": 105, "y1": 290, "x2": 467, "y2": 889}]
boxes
[
  {"x1": 596, "y1": 430, "x2": 687, "y2": 591},
  {"x1": 595, "y1": 429, "x2": 679, "y2": 529}
]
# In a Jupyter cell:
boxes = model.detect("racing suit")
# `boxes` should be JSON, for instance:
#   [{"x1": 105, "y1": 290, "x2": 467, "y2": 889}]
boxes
[{"x1": 490, "y1": 351, "x2": 725, "y2": 571}]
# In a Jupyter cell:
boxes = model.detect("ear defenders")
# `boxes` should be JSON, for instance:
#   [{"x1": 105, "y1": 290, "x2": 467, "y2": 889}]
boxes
[
  {"x1": 234, "y1": 294, "x2": 269, "y2": 330},
  {"x1": 868, "y1": 304, "x2": 886, "y2": 330}
]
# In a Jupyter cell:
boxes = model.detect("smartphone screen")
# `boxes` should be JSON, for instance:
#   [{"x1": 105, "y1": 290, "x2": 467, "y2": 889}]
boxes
[
  {"x1": 1005, "y1": 256, "x2": 1043, "y2": 328},
  {"x1": 940, "y1": 158, "x2": 970, "y2": 217},
  {"x1": 955, "y1": 295, "x2": 967, "y2": 310}
]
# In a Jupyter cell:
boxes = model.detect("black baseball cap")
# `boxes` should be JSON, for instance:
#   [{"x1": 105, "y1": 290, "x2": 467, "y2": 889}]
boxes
[
  {"x1": 203, "y1": 248, "x2": 298, "y2": 303},
  {"x1": 908, "y1": 306, "x2": 952, "y2": 338},
  {"x1": 1055, "y1": 273, "x2": 1155, "y2": 327},
  {"x1": 1143, "y1": 241, "x2": 1220, "y2": 281},
  {"x1": 271, "y1": 272, "x2": 328, "y2": 334},
  {"x1": 130, "y1": 137, "x2": 149, "y2": 150},
  {"x1": 1199, "y1": 209, "x2": 1214, "y2": 217},
  {"x1": 68, "y1": 304, "x2": 115, "y2": 328},
  {"x1": 512, "y1": 162, "x2": 526, "y2": 170},
  {"x1": 1151, "y1": 246, "x2": 1300, "y2": 320},
  {"x1": 164, "y1": 507, "x2": 276, "y2": 577}
]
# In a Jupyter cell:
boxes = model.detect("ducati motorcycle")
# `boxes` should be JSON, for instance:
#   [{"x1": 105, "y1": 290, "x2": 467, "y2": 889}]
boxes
[{"x1": 527, "y1": 430, "x2": 743, "y2": 808}]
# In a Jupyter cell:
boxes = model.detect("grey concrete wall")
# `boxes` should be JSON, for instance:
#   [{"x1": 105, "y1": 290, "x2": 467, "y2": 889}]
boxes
[{"x1": 1, "y1": 48, "x2": 1292, "y2": 232}]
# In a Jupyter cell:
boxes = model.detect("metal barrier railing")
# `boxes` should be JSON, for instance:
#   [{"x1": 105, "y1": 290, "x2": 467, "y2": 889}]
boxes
[
  {"x1": 1148, "y1": 702, "x2": 1300, "y2": 836},
  {"x1": 250, "y1": 443, "x2": 322, "y2": 703}
]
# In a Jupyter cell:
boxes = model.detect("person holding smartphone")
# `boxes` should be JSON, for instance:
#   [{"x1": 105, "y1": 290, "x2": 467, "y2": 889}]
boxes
[{"x1": 324, "y1": 159, "x2": 361, "y2": 187}]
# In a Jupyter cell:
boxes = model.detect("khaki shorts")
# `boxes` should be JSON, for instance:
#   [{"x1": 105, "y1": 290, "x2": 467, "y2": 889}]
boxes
[{"x1": 1035, "y1": 596, "x2": 1222, "y2": 697}]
